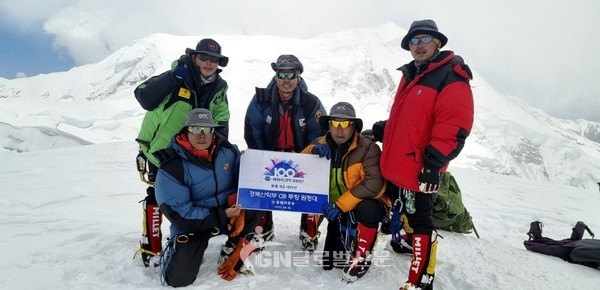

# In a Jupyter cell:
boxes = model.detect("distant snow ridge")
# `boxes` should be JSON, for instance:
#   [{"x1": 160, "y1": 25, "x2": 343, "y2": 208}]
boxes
[
  {"x1": 87, "y1": 42, "x2": 163, "y2": 100},
  {"x1": 0, "y1": 23, "x2": 599, "y2": 189},
  {"x1": 582, "y1": 123, "x2": 600, "y2": 143}
]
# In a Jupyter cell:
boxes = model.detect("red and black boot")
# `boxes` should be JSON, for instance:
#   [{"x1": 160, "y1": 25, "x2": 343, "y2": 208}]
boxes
[
  {"x1": 401, "y1": 232, "x2": 438, "y2": 290},
  {"x1": 138, "y1": 190, "x2": 163, "y2": 267},
  {"x1": 342, "y1": 222, "x2": 378, "y2": 283},
  {"x1": 299, "y1": 213, "x2": 323, "y2": 252}
]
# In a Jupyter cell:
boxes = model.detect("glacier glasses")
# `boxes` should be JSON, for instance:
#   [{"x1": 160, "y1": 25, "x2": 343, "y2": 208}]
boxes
[
  {"x1": 409, "y1": 36, "x2": 434, "y2": 46},
  {"x1": 187, "y1": 126, "x2": 215, "y2": 135}
]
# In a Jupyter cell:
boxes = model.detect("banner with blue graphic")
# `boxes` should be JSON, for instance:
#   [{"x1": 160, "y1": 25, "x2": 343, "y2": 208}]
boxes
[{"x1": 237, "y1": 149, "x2": 330, "y2": 214}]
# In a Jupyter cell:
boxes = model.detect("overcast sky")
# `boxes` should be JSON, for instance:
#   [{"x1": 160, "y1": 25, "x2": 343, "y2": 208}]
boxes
[{"x1": 0, "y1": 0, "x2": 598, "y2": 121}]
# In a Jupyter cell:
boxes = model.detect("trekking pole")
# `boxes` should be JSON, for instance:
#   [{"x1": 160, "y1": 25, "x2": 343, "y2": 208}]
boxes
[{"x1": 472, "y1": 223, "x2": 480, "y2": 239}]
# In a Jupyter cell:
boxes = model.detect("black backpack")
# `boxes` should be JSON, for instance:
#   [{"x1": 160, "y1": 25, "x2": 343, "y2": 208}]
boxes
[{"x1": 523, "y1": 221, "x2": 599, "y2": 270}]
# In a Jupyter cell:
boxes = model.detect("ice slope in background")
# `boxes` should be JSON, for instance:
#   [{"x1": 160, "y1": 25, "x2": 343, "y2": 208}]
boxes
[{"x1": 1, "y1": 22, "x2": 599, "y2": 189}]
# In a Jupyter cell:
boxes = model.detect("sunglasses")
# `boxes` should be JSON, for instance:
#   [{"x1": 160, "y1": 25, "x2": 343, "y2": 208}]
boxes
[
  {"x1": 276, "y1": 72, "x2": 296, "y2": 80},
  {"x1": 187, "y1": 126, "x2": 214, "y2": 135},
  {"x1": 409, "y1": 36, "x2": 434, "y2": 45},
  {"x1": 197, "y1": 53, "x2": 220, "y2": 63},
  {"x1": 329, "y1": 120, "x2": 353, "y2": 128}
]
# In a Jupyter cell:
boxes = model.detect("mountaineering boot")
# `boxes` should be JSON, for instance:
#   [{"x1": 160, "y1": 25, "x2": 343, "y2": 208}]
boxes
[
  {"x1": 261, "y1": 211, "x2": 275, "y2": 242},
  {"x1": 300, "y1": 229, "x2": 320, "y2": 252},
  {"x1": 391, "y1": 232, "x2": 413, "y2": 254},
  {"x1": 218, "y1": 238, "x2": 253, "y2": 275},
  {"x1": 400, "y1": 273, "x2": 434, "y2": 290},
  {"x1": 403, "y1": 232, "x2": 438, "y2": 290},
  {"x1": 342, "y1": 222, "x2": 378, "y2": 282},
  {"x1": 253, "y1": 211, "x2": 272, "y2": 253},
  {"x1": 138, "y1": 191, "x2": 162, "y2": 267},
  {"x1": 218, "y1": 235, "x2": 259, "y2": 280},
  {"x1": 342, "y1": 256, "x2": 372, "y2": 283},
  {"x1": 218, "y1": 239, "x2": 236, "y2": 265},
  {"x1": 389, "y1": 197, "x2": 414, "y2": 254},
  {"x1": 300, "y1": 213, "x2": 322, "y2": 252}
]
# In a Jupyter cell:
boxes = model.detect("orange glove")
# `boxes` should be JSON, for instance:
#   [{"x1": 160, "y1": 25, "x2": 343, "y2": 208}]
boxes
[
  {"x1": 218, "y1": 239, "x2": 245, "y2": 281},
  {"x1": 228, "y1": 209, "x2": 246, "y2": 237},
  {"x1": 217, "y1": 237, "x2": 258, "y2": 281}
]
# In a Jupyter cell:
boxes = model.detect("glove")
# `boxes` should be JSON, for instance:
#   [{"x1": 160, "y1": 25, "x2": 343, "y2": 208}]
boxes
[
  {"x1": 217, "y1": 237, "x2": 256, "y2": 281},
  {"x1": 217, "y1": 241, "x2": 244, "y2": 281},
  {"x1": 311, "y1": 144, "x2": 331, "y2": 159},
  {"x1": 372, "y1": 120, "x2": 387, "y2": 142},
  {"x1": 172, "y1": 65, "x2": 189, "y2": 82},
  {"x1": 418, "y1": 164, "x2": 441, "y2": 193},
  {"x1": 227, "y1": 209, "x2": 246, "y2": 237},
  {"x1": 323, "y1": 202, "x2": 342, "y2": 221}
]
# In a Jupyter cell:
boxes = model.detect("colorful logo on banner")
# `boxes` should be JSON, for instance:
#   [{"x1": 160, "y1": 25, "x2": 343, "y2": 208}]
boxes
[
  {"x1": 263, "y1": 158, "x2": 306, "y2": 179},
  {"x1": 237, "y1": 149, "x2": 329, "y2": 214}
]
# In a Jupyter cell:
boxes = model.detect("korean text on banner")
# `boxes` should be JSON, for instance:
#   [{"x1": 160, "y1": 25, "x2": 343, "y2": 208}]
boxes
[{"x1": 238, "y1": 149, "x2": 329, "y2": 214}]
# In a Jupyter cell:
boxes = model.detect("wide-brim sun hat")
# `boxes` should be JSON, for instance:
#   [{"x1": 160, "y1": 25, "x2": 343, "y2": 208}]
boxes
[
  {"x1": 270, "y1": 54, "x2": 304, "y2": 74},
  {"x1": 185, "y1": 38, "x2": 229, "y2": 67},
  {"x1": 401, "y1": 19, "x2": 448, "y2": 51},
  {"x1": 319, "y1": 101, "x2": 363, "y2": 132}
]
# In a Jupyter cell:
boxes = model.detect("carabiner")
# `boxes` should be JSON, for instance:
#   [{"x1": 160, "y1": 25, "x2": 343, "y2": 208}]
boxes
[{"x1": 176, "y1": 234, "x2": 189, "y2": 244}]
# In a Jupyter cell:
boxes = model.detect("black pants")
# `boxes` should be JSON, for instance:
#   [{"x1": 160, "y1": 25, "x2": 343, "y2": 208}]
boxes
[
  {"x1": 322, "y1": 199, "x2": 386, "y2": 270},
  {"x1": 163, "y1": 232, "x2": 211, "y2": 287},
  {"x1": 223, "y1": 208, "x2": 262, "y2": 248},
  {"x1": 400, "y1": 188, "x2": 435, "y2": 235},
  {"x1": 163, "y1": 208, "x2": 261, "y2": 287}
]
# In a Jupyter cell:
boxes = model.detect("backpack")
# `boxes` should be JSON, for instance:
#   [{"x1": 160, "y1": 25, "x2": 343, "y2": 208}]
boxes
[
  {"x1": 381, "y1": 171, "x2": 479, "y2": 238},
  {"x1": 524, "y1": 221, "x2": 599, "y2": 270},
  {"x1": 432, "y1": 172, "x2": 478, "y2": 237}
]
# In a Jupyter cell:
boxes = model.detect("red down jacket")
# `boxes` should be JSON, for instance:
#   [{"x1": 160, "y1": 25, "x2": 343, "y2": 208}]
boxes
[{"x1": 381, "y1": 50, "x2": 474, "y2": 192}]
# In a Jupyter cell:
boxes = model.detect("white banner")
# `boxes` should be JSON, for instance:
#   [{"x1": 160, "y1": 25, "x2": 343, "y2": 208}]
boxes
[{"x1": 238, "y1": 149, "x2": 330, "y2": 214}]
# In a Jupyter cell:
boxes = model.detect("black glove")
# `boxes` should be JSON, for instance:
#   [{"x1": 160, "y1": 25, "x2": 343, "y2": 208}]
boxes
[
  {"x1": 311, "y1": 144, "x2": 331, "y2": 159},
  {"x1": 418, "y1": 164, "x2": 441, "y2": 193},
  {"x1": 172, "y1": 65, "x2": 189, "y2": 82},
  {"x1": 372, "y1": 120, "x2": 387, "y2": 142}
]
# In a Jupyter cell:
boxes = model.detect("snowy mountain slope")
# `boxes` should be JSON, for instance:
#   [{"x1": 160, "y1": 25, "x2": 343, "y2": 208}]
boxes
[
  {"x1": 0, "y1": 141, "x2": 598, "y2": 290},
  {"x1": 0, "y1": 22, "x2": 599, "y2": 188}
]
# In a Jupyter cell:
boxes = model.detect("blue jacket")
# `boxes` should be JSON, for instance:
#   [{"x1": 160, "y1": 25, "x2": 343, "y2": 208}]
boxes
[
  {"x1": 244, "y1": 80, "x2": 326, "y2": 152},
  {"x1": 155, "y1": 134, "x2": 240, "y2": 237}
]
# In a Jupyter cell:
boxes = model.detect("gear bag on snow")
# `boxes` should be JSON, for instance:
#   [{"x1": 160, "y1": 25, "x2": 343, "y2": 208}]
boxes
[
  {"x1": 524, "y1": 221, "x2": 599, "y2": 270},
  {"x1": 382, "y1": 171, "x2": 478, "y2": 238},
  {"x1": 432, "y1": 172, "x2": 478, "y2": 236}
]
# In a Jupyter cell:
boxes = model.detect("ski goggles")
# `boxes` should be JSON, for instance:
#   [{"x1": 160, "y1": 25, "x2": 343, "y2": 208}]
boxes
[
  {"x1": 276, "y1": 72, "x2": 297, "y2": 80},
  {"x1": 329, "y1": 120, "x2": 353, "y2": 129},
  {"x1": 187, "y1": 126, "x2": 215, "y2": 135},
  {"x1": 409, "y1": 36, "x2": 434, "y2": 45},
  {"x1": 196, "y1": 53, "x2": 220, "y2": 63}
]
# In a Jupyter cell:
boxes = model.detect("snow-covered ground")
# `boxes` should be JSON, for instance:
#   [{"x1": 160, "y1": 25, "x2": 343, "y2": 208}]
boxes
[{"x1": 1, "y1": 141, "x2": 598, "y2": 289}]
